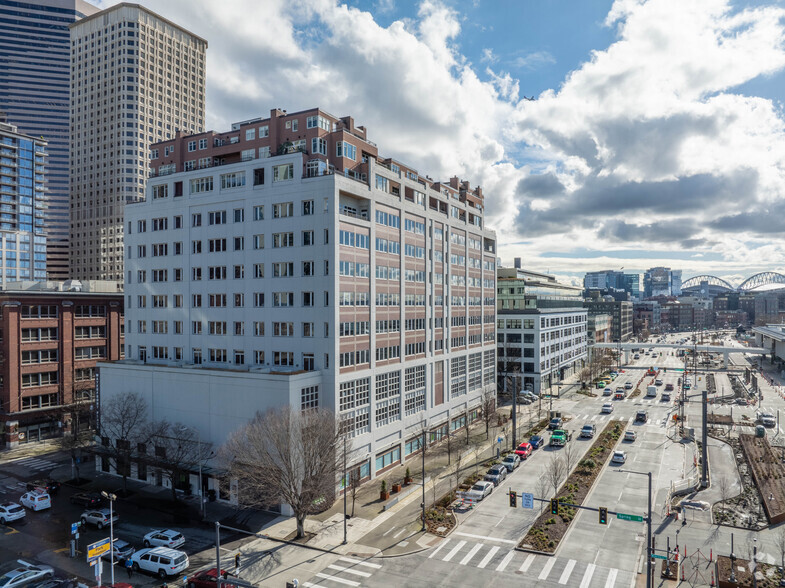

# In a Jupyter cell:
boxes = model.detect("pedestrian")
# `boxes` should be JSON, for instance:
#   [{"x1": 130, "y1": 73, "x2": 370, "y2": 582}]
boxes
[{"x1": 125, "y1": 557, "x2": 133, "y2": 580}]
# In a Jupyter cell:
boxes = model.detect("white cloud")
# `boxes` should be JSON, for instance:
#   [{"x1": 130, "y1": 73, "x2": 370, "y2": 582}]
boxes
[{"x1": 510, "y1": 50, "x2": 556, "y2": 70}]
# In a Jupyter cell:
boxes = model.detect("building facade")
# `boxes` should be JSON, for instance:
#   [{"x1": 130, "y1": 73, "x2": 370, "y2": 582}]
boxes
[
  {"x1": 98, "y1": 107, "x2": 497, "y2": 503},
  {"x1": 0, "y1": 0, "x2": 100, "y2": 280},
  {"x1": 587, "y1": 313, "x2": 611, "y2": 344},
  {"x1": 69, "y1": 3, "x2": 206, "y2": 280},
  {"x1": 497, "y1": 267, "x2": 587, "y2": 395},
  {"x1": 0, "y1": 116, "x2": 48, "y2": 285},
  {"x1": 585, "y1": 299, "x2": 633, "y2": 342},
  {"x1": 0, "y1": 281, "x2": 124, "y2": 448},
  {"x1": 644, "y1": 267, "x2": 682, "y2": 298}
]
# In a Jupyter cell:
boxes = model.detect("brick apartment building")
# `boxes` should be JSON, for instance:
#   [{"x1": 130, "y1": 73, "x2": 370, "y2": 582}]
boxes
[{"x1": 0, "y1": 282, "x2": 124, "y2": 447}]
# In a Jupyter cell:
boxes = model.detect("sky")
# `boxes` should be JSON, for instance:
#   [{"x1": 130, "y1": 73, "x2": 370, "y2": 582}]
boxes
[{"x1": 98, "y1": 0, "x2": 785, "y2": 287}]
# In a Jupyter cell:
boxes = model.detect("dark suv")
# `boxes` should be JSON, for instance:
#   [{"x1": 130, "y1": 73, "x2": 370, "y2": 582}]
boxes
[
  {"x1": 635, "y1": 411, "x2": 648, "y2": 423},
  {"x1": 26, "y1": 479, "x2": 61, "y2": 495}
]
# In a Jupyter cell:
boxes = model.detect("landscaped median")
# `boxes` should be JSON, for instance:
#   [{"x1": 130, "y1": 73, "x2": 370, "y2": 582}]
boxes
[{"x1": 518, "y1": 419, "x2": 627, "y2": 553}]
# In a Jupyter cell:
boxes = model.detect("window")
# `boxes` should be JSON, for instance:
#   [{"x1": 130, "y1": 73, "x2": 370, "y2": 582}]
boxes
[
  {"x1": 336, "y1": 141, "x2": 356, "y2": 160},
  {"x1": 234, "y1": 265, "x2": 245, "y2": 279},
  {"x1": 152, "y1": 184, "x2": 168, "y2": 199},
  {"x1": 302, "y1": 200, "x2": 314, "y2": 215},
  {"x1": 311, "y1": 137, "x2": 327, "y2": 155},
  {"x1": 273, "y1": 292, "x2": 294, "y2": 307},
  {"x1": 192, "y1": 213, "x2": 202, "y2": 227},
  {"x1": 209, "y1": 348, "x2": 227, "y2": 363},
  {"x1": 245, "y1": 128, "x2": 256, "y2": 141},
  {"x1": 375, "y1": 175, "x2": 388, "y2": 192},
  {"x1": 273, "y1": 322, "x2": 294, "y2": 336},
  {"x1": 190, "y1": 177, "x2": 213, "y2": 194},
  {"x1": 273, "y1": 262, "x2": 294, "y2": 277},
  {"x1": 302, "y1": 291, "x2": 314, "y2": 306},
  {"x1": 302, "y1": 261, "x2": 314, "y2": 276},
  {"x1": 274, "y1": 351, "x2": 294, "y2": 366},
  {"x1": 234, "y1": 237, "x2": 244, "y2": 251},
  {"x1": 306, "y1": 115, "x2": 330, "y2": 130},
  {"x1": 254, "y1": 264, "x2": 264, "y2": 279},
  {"x1": 199, "y1": 138, "x2": 208, "y2": 150},
  {"x1": 253, "y1": 205, "x2": 264, "y2": 220},
  {"x1": 273, "y1": 202, "x2": 294, "y2": 218},
  {"x1": 221, "y1": 172, "x2": 246, "y2": 189},
  {"x1": 273, "y1": 163, "x2": 294, "y2": 182},
  {"x1": 234, "y1": 208, "x2": 245, "y2": 223},
  {"x1": 254, "y1": 292, "x2": 265, "y2": 307},
  {"x1": 208, "y1": 294, "x2": 227, "y2": 308},
  {"x1": 301, "y1": 385, "x2": 319, "y2": 410},
  {"x1": 272, "y1": 232, "x2": 294, "y2": 248},
  {"x1": 208, "y1": 210, "x2": 227, "y2": 225},
  {"x1": 188, "y1": 140, "x2": 196, "y2": 152},
  {"x1": 253, "y1": 168, "x2": 265, "y2": 186},
  {"x1": 208, "y1": 238, "x2": 227, "y2": 253},
  {"x1": 302, "y1": 231, "x2": 314, "y2": 246}
]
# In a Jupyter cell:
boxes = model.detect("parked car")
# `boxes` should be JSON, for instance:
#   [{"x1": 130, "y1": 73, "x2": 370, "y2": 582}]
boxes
[
  {"x1": 25, "y1": 479, "x2": 60, "y2": 495},
  {"x1": 465, "y1": 481, "x2": 494, "y2": 502},
  {"x1": 80, "y1": 508, "x2": 118, "y2": 529},
  {"x1": 19, "y1": 490, "x2": 51, "y2": 511},
  {"x1": 624, "y1": 431, "x2": 637, "y2": 442},
  {"x1": 601, "y1": 403, "x2": 614, "y2": 414},
  {"x1": 129, "y1": 547, "x2": 189, "y2": 580},
  {"x1": 636, "y1": 410, "x2": 648, "y2": 423},
  {"x1": 0, "y1": 502, "x2": 25, "y2": 524},
  {"x1": 611, "y1": 450, "x2": 627, "y2": 464},
  {"x1": 484, "y1": 465, "x2": 508, "y2": 487},
  {"x1": 501, "y1": 454, "x2": 520, "y2": 472},
  {"x1": 69, "y1": 492, "x2": 102, "y2": 507},
  {"x1": 186, "y1": 569, "x2": 232, "y2": 588},
  {"x1": 514, "y1": 442, "x2": 533, "y2": 459},
  {"x1": 634, "y1": 354, "x2": 640, "y2": 359},
  {"x1": 529, "y1": 435, "x2": 544, "y2": 449},
  {"x1": 0, "y1": 561, "x2": 54, "y2": 588},
  {"x1": 548, "y1": 417, "x2": 563, "y2": 430},
  {"x1": 143, "y1": 530, "x2": 185, "y2": 550},
  {"x1": 101, "y1": 539, "x2": 135, "y2": 562}
]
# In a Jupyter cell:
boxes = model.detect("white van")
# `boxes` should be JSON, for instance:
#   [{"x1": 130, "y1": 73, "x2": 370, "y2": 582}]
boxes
[{"x1": 19, "y1": 490, "x2": 51, "y2": 511}]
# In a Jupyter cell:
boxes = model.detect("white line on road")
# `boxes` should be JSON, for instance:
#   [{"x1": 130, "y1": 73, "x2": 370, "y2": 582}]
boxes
[
  {"x1": 459, "y1": 543, "x2": 483, "y2": 566},
  {"x1": 303, "y1": 582, "x2": 328, "y2": 588},
  {"x1": 520, "y1": 554, "x2": 536, "y2": 572},
  {"x1": 604, "y1": 567, "x2": 618, "y2": 588},
  {"x1": 477, "y1": 545, "x2": 500, "y2": 569},
  {"x1": 428, "y1": 538, "x2": 450, "y2": 559},
  {"x1": 393, "y1": 528, "x2": 406, "y2": 539},
  {"x1": 315, "y1": 572, "x2": 360, "y2": 587},
  {"x1": 559, "y1": 559, "x2": 576, "y2": 584},
  {"x1": 538, "y1": 557, "x2": 556, "y2": 580},
  {"x1": 327, "y1": 565, "x2": 371, "y2": 578},
  {"x1": 493, "y1": 515, "x2": 505, "y2": 527},
  {"x1": 496, "y1": 550, "x2": 515, "y2": 572},
  {"x1": 382, "y1": 526, "x2": 395, "y2": 537},
  {"x1": 454, "y1": 532, "x2": 517, "y2": 544},
  {"x1": 338, "y1": 557, "x2": 382, "y2": 569},
  {"x1": 579, "y1": 563, "x2": 596, "y2": 588},
  {"x1": 442, "y1": 540, "x2": 466, "y2": 562}
]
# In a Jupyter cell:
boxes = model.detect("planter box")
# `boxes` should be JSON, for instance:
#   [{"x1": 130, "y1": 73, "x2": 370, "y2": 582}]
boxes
[
  {"x1": 380, "y1": 491, "x2": 390, "y2": 501},
  {"x1": 392, "y1": 483, "x2": 402, "y2": 493}
]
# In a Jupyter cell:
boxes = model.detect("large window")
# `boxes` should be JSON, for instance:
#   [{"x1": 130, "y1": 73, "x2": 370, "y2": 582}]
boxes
[
  {"x1": 273, "y1": 163, "x2": 294, "y2": 182},
  {"x1": 189, "y1": 176, "x2": 213, "y2": 194}
]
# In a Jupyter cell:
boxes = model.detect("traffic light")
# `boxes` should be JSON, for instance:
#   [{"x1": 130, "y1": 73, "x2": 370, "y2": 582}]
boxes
[
  {"x1": 551, "y1": 498, "x2": 559, "y2": 515},
  {"x1": 599, "y1": 507, "x2": 608, "y2": 525},
  {"x1": 509, "y1": 491, "x2": 517, "y2": 508}
]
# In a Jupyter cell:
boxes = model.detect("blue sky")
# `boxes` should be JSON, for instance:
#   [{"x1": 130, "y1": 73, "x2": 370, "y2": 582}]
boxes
[{"x1": 104, "y1": 0, "x2": 785, "y2": 287}]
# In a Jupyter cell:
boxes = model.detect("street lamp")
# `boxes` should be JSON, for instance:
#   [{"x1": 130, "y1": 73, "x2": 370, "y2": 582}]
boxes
[
  {"x1": 179, "y1": 425, "x2": 205, "y2": 520},
  {"x1": 101, "y1": 491, "x2": 116, "y2": 585},
  {"x1": 615, "y1": 469, "x2": 652, "y2": 588},
  {"x1": 342, "y1": 434, "x2": 348, "y2": 545},
  {"x1": 421, "y1": 418, "x2": 428, "y2": 532}
]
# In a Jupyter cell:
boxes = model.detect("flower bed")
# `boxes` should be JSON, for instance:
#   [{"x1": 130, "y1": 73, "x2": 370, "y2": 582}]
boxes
[
  {"x1": 518, "y1": 420, "x2": 626, "y2": 553},
  {"x1": 422, "y1": 507, "x2": 457, "y2": 536},
  {"x1": 738, "y1": 434, "x2": 785, "y2": 524},
  {"x1": 717, "y1": 555, "x2": 784, "y2": 588}
]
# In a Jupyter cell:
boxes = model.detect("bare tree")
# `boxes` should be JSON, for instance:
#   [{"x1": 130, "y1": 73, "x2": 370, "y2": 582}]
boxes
[
  {"x1": 150, "y1": 422, "x2": 210, "y2": 503},
  {"x1": 563, "y1": 443, "x2": 579, "y2": 475},
  {"x1": 546, "y1": 455, "x2": 567, "y2": 497},
  {"x1": 716, "y1": 475, "x2": 731, "y2": 506},
  {"x1": 58, "y1": 388, "x2": 95, "y2": 484},
  {"x1": 453, "y1": 452, "x2": 464, "y2": 502},
  {"x1": 481, "y1": 387, "x2": 497, "y2": 440},
  {"x1": 535, "y1": 476, "x2": 550, "y2": 512},
  {"x1": 348, "y1": 467, "x2": 361, "y2": 518},
  {"x1": 99, "y1": 392, "x2": 156, "y2": 493},
  {"x1": 220, "y1": 406, "x2": 342, "y2": 539}
]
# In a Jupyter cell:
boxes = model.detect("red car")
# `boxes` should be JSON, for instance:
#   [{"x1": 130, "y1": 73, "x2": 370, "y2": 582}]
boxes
[
  {"x1": 514, "y1": 442, "x2": 532, "y2": 459},
  {"x1": 186, "y1": 568, "x2": 232, "y2": 587}
]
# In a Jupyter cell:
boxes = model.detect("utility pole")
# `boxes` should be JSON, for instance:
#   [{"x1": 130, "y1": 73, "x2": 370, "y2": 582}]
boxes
[
  {"x1": 215, "y1": 522, "x2": 222, "y2": 588},
  {"x1": 701, "y1": 386, "x2": 708, "y2": 488}
]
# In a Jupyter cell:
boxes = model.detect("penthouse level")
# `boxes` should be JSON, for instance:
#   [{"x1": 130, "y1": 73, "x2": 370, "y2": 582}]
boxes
[{"x1": 149, "y1": 107, "x2": 486, "y2": 227}]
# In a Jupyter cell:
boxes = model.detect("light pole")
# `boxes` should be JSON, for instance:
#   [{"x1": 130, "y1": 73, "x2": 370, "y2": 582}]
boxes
[
  {"x1": 421, "y1": 419, "x2": 427, "y2": 532},
  {"x1": 342, "y1": 435, "x2": 348, "y2": 545},
  {"x1": 101, "y1": 491, "x2": 116, "y2": 585},
  {"x1": 616, "y1": 469, "x2": 652, "y2": 588}
]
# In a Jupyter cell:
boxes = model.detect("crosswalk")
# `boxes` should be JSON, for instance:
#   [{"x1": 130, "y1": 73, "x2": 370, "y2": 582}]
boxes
[
  {"x1": 304, "y1": 556, "x2": 382, "y2": 588},
  {"x1": 5, "y1": 456, "x2": 59, "y2": 473},
  {"x1": 426, "y1": 537, "x2": 634, "y2": 587},
  {"x1": 572, "y1": 413, "x2": 667, "y2": 427}
]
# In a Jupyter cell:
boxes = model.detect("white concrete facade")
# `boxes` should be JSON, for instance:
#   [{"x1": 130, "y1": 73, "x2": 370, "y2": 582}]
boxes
[{"x1": 100, "y1": 146, "x2": 497, "y2": 493}]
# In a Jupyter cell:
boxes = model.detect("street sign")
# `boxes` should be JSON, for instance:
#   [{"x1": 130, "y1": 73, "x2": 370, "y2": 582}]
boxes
[
  {"x1": 520, "y1": 492, "x2": 534, "y2": 509},
  {"x1": 71, "y1": 522, "x2": 78, "y2": 535},
  {"x1": 497, "y1": 436, "x2": 503, "y2": 444},
  {"x1": 651, "y1": 554, "x2": 668, "y2": 560},
  {"x1": 616, "y1": 513, "x2": 644, "y2": 522},
  {"x1": 86, "y1": 537, "x2": 111, "y2": 562}
]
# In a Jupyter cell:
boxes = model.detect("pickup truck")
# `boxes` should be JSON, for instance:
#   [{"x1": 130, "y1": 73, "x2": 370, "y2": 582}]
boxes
[
  {"x1": 550, "y1": 429, "x2": 572, "y2": 447},
  {"x1": 580, "y1": 424, "x2": 596, "y2": 438}
]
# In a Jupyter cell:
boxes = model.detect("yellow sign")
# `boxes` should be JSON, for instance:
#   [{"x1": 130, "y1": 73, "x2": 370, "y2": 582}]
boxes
[{"x1": 87, "y1": 538, "x2": 111, "y2": 562}]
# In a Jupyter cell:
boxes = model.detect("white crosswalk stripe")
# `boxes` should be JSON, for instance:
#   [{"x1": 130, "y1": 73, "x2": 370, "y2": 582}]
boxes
[
  {"x1": 605, "y1": 567, "x2": 618, "y2": 588},
  {"x1": 442, "y1": 540, "x2": 466, "y2": 562},
  {"x1": 520, "y1": 553, "x2": 536, "y2": 572},
  {"x1": 477, "y1": 545, "x2": 500, "y2": 569},
  {"x1": 308, "y1": 556, "x2": 382, "y2": 587},
  {"x1": 459, "y1": 543, "x2": 483, "y2": 566},
  {"x1": 429, "y1": 538, "x2": 450, "y2": 559},
  {"x1": 538, "y1": 557, "x2": 556, "y2": 580},
  {"x1": 580, "y1": 563, "x2": 596, "y2": 588},
  {"x1": 495, "y1": 550, "x2": 515, "y2": 572},
  {"x1": 559, "y1": 559, "x2": 576, "y2": 584}
]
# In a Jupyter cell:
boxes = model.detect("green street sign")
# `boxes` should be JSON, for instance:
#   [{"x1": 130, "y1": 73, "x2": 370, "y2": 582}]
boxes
[
  {"x1": 617, "y1": 512, "x2": 644, "y2": 522},
  {"x1": 651, "y1": 554, "x2": 668, "y2": 560}
]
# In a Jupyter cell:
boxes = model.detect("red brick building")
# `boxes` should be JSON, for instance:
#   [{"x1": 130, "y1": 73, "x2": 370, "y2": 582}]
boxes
[{"x1": 0, "y1": 283, "x2": 124, "y2": 448}]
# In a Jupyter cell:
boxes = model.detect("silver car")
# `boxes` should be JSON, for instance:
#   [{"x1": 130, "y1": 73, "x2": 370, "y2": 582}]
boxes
[
  {"x1": 80, "y1": 508, "x2": 118, "y2": 529},
  {"x1": 0, "y1": 561, "x2": 54, "y2": 588}
]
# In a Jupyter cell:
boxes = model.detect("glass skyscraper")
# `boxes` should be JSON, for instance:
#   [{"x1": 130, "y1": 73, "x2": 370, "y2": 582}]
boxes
[{"x1": 0, "y1": 0, "x2": 99, "y2": 279}]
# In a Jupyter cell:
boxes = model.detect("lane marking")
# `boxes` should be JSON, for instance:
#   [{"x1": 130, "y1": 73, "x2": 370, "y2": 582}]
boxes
[
  {"x1": 459, "y1": 543, "x2": 483, "y2": 566},
  {"x1": 314, "y1": 572, "x2": 359, "y2": 587},
  {"x1": 605, "y1": 567, "x2": 618, "y2": 588},
  {"x1": 428, "y1": 537, "x2": 450, "y2": 559},
  {"x1": 382, "y1": 526, "x2": 395, "y2": 537},
  {"x1": 393, "y1": 528, "x2": 406, "y2": 539},
  {"x1": 338, "y1": 556, "x2": 381, "y2": 569},
  {"x1": 327, "y1": 564, "x2": 371, "y2": 578},
  {"x1": 538, "y1": 557, "x2": 556, "y2": 580},
  {"x1": 477, "y1": 545, "x2": 500, "y2": 569},
  {"x1": 496, "y1": 550, "x2": 515, "y2": 572},
  {"x1": 559, "y1": 559, "x2": 576, "y2": 584},
  {"x1": 579, "y1": 563, "x2": 596, "y2": 588},
  {"x1": 453, "y1": 532, "x2": 517, "y2": 544},
  {"x1": 303, "y1": 582, "x2": 328, "y2": 588},
  {"x1": 442, "y1": 540, "x2": 466, "y2": 562},
  {"x1": 520, "y1": 554, "x2": 536, "y2": 572}
]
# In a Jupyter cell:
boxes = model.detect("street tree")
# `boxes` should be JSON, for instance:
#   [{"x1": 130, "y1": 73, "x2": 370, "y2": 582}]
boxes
[
  {"x1": 481, "y1": 387, "x2": 497, "y2": 440},
  {"x1": 57, "y1": 384, "x2": 96, "y2": 484},
  {"x1": 99, "y1": 392, "x2": 156, "y2": 493},
  {"x1": 150, "y1": 422, "x2": 210, "y2": 503},
  {"x1": 546, "y1": 454, "x2": 567, "y2": 497},
  {"x1": 535, "y1": 476, "x2": 550, "y2": 512},
  {"x1": 562, "y1": 442, "x2": 579, "y2": 475},
  {"x1": 220, "y1": 405, "x2": 342, "y2": 539}
]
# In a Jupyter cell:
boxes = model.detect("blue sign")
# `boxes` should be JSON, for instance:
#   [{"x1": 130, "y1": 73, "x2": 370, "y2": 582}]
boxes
[
  {"x1": 71, "y1": 523, "x2": 78, "y2": 535},
  {"x1": 497, "y1": 436, "x2": 503, "y2": 444},
  {"x1": 521, "y1": 492, "x2": 534, "y2": 509}
]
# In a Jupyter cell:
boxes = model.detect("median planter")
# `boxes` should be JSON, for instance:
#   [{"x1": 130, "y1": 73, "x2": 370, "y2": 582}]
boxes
[
  {"x1": 519, "y1": 419, "x2": 627, "y2": 554},
  {"x1": 380, "y1": 480, "x2": 390, "y2": 501},
  {"x1": 392, "y1": 482, "x2": 402, "y2": 493},
  {"x1": 404, "y1": 467, "x2": 413, "y2": 485}
]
